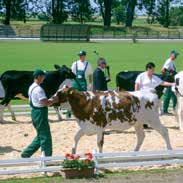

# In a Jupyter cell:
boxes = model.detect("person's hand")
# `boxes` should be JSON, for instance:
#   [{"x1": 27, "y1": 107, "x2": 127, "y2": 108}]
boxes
[
  {"x1": 48, "y1": 99, "x2": 54, "y2": 106},
  {"x1": 88, "y1": 83, "x2": 92, "y2": 91}
]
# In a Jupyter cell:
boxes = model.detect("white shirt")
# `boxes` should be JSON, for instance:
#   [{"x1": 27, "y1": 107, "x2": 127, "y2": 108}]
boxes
[
  {"x1": 28, "y1": 82, "x2": 47, "y2": 107},
  {"x1": 135, "y1": 72, "x2": 163, "y2": 91},
  {"x1": 71, "y1": 60, "x2": 93, "y2": 78},
  {"x1": 162, "y1": 58, "x2": 176, "y2": 71}
]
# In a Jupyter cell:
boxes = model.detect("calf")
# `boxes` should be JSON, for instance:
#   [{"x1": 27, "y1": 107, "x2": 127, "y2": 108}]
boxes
[
  {"x1": 52, "y1": 86, "x2": 172, "y2": 153},
  {"x1": 0, "y1": 65, "x2": 76, "y2": 122},
  {"x1": 174, "y1": 71, "x2": 183, "y2": 130}
]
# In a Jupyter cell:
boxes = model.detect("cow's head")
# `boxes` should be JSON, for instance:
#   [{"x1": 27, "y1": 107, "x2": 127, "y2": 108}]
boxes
[
  {"x1": 51, "y1": 85, "x2": 75, "y2": 105},
  {"x1": 54, "y1": 64, "x2": 76, "y2": 80},
  {"x1": 175, "y1": 71, "x2": 183, "y2": 97}
]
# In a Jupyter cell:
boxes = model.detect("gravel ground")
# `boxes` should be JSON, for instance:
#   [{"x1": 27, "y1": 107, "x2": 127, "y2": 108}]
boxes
[{"x1": 0, "y1": 114, "x2": 183, "y2": 180}]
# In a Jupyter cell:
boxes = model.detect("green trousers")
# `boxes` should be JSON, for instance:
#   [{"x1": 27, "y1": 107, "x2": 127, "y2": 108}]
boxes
[
  {"x1": 22, "y1": 107, "x2": 52, "y2": 157},
  {"x1": 163, "y1": 86, "x2": 177, "y2": 113}
]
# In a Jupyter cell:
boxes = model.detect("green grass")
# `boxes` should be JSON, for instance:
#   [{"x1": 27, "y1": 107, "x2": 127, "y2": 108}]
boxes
[
  {"x1": 0, "y1": 41, "x2": 183, "y2": 104},
  {"x1": 1, "y1": 167, "x2": 183, "y2": 183}
]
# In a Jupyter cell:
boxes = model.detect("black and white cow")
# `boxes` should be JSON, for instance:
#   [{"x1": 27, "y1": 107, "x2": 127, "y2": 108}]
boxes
[
  {"x1": 0, "y1": 65, "x2": 76, "y2": 122},
  {"x1": 116, "y1": 71, "x2": 173, "y2": 99}
]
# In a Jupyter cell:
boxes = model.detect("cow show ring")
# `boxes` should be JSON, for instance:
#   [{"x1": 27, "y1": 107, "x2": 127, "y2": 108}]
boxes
[{"x1": 1, "y1": 39, "x2": 183, "y2": 181}]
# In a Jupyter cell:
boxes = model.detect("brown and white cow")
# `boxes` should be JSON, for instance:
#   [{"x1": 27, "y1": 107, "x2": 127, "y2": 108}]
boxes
[
  {"x1": 174, "y1": 71, "x2": 183, "y2": 130},
  {"x1": 52, "y1": 86, "x2": 172, "y2": 154}
]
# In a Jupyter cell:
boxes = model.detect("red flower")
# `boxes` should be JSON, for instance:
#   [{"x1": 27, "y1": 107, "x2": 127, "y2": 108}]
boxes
[
  {"x1": 65, "y1": 153, "x2": 71, "y2": 158},
  {"x1": 75, "y1": 155, "x2": 81, "y2": 160},
  {"x1": 85, "y1": 153, "x2": 93, "y2": 160},
  {"x1": 70, "y1": 154, "x2": 75, "y2": 160}
]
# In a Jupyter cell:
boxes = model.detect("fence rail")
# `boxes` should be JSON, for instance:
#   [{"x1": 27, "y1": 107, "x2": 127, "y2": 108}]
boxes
[
  {"x1": 1, "y1": 149, "x2": 183, "y2": 176},
  {"x1": 1, "y1": 26, "x2": 183, "y2": 40}
]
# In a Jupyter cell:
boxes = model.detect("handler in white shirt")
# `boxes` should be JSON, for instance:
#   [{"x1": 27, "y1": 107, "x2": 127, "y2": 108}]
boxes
[
  {"x1": 135, "y1": 62, "x2": 174, "y2": 92},
  {"x1": 71, "y1": 50, "x2": 93, "y2": 91},
  {"x1": 161, "y1": 50, "x2": 179, "y2": 114}
]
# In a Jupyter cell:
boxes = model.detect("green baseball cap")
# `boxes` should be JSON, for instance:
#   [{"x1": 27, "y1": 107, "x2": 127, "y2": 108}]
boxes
[
  {"x1": 33, "y1": 69, "x2": 45, "y2": 77},
  {"x1": 171, "y1": 50, "x2": 179, "y2": 56},
  {"x1": 78, "y1": 50, "x2": 86, "y2": 56}
]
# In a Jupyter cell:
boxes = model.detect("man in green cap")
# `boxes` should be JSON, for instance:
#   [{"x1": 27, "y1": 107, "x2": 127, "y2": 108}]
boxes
[
  {"x1": 21, "y1": 69, "x2": 53, "y2": 157},
  {"x1": 71, "y1": 50, "x2": 93, "y2": 91},
  {"x1": 161, "y1": 50, "x2": 179, "y2": 115}
]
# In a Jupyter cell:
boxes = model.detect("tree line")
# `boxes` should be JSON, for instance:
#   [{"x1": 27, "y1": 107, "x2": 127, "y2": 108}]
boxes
[{"x1": 0, "y1": 0, "x2": 183, "y2": 28}]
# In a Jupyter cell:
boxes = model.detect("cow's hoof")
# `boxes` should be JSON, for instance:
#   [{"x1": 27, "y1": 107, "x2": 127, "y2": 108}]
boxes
[{"x1": 12, "y1": 117, "x2": 16, "y2": 121}]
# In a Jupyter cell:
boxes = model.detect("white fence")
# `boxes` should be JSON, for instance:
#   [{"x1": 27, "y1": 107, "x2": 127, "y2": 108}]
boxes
[{"x1": 1, "y1": 149, "x2": 183, "y2": 176}]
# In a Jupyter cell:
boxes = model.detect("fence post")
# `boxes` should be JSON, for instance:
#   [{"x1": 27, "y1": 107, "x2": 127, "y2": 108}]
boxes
[
  {"x1": 40, "y1": 151, "x2": 47, "y2": 176},
  {"x1": 92, "y1": 149, "x2": 99, "y2": 175}
]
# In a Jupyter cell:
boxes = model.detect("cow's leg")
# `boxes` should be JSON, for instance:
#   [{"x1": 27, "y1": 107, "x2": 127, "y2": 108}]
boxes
[
  {"x1": 177, "y1": 107, "x2": 183, "y2": 130},
  {"x1": 0, "y1": 104, "x2": 5, "y2": 123},
  {"x1": 7, "y1": 104, "x2": 16, "y2": 121},
  {"x1": 97, "y1": 130, "x2": 104, "y2": 153},
  {"x1": 54, "y1": 106, "x2": 62, "y2": 121},
  {"x1": 72, "y1": 129, "x2": 85, "y2": 154},
  {"x1": 159, "y1": 99, "x2": 163, "y2": 115},
  {"x1": 149, "y1": 117, "x2": 172, "y2": 150},
  {"x1": 134, "y1": 123, "x2": 145, "y2": 151}
]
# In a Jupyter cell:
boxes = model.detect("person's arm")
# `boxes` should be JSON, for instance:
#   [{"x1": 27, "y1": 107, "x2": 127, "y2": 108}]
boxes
[
  {"x1": 161, "y1": 82, "x2": 175, "y2": 87},
  {"x1": 161, "y1": 67, "x2": 167, "y2": 74},
  {"x1": 87, "y1": 63, "x2": 93, "y2": 91},
  {"x1": 40, "y1": 98, "x2": 54, "y2": 106},
  {"x1": 135, "y1": 83, "x2": 140, "y2": 91},
  {"x1": 134, "y1": 74, "x2": 141, "y2": 91}
]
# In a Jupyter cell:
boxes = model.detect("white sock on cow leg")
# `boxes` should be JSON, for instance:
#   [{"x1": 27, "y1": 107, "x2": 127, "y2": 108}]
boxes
[
  {"x1": 97, "y1": 131, "x2": 104, "y2": 153},
  {"x1": 54, "y1": 107, "x2": 62, "y2": 121},
  {"x1": 0, "y1": 104, "x2": 5, "y2": 123},
  {"x1": 72, "y1": 129, "x2": 84, "y2": 154},
  {"x1": 134, "y1": 123, "x2": 145, "y2": 151},
  {"x1": 178, "y1": 110, "x2": 183, "y2": 130},
  {"x1": 149, "y1": 118, "x2": 172, "y2": 150},
  {"x1": 7, "y1": 104, "x2": 16, "y2": 121}
]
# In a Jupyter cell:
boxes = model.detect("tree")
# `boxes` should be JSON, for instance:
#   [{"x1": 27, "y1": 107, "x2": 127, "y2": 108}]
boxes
[
  {"x1": 112, "y1": 1, "x2": 126, "y2": 25},
  {"x1": 156, "y1": 0, "x2": 174, "y2": 27},
  {"x1": 3, "y1": 0, "x2": 11, "y2": 25},
  {"x1": 52, "y1": 0, "x2": 68, "y2": 24},
  {"x1": 125, "y1": 0, "x2": 137, "y2": 27},
  {"x1": 142, "y1": 0, "x2": 156, "y2": 24},
  {"x1": 68, "y1": 0, "x2": 94, "y2": 23},
  {"x1": 169, "y1": 6, "x2": 183, "y2": 26},
  {"x1": 95, "y1": 0, "x2": 112, "y2": 28}
]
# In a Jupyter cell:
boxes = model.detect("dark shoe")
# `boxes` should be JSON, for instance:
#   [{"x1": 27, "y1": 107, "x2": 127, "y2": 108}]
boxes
[
  {"x1": 162, "y1": 112, "x2": 174, "y2": 116},
  {"x1": 21, "y1": 153, "x2": 30, "y2": 158},
  {"x1": 143, "y1": 124, "x2": 149, "y2": 129}
]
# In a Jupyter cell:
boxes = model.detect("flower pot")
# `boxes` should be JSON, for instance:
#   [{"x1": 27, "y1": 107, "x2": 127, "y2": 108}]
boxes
[{"x1": 61, "y1": 167, "x2": 94, "y2": 179}]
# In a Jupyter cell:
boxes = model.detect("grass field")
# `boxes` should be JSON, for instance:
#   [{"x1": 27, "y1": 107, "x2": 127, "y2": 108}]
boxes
[{"x1": 0, "y1": 41, "x2": 183, "y2": 88}]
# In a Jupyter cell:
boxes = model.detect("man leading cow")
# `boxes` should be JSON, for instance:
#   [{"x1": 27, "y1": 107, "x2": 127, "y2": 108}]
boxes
[
  {"x1": 21, "y1": 70, "x2": 55, "y2": 158},
  {"x1": 161, "y1": 50, "x2": 179, "y2": 115}
]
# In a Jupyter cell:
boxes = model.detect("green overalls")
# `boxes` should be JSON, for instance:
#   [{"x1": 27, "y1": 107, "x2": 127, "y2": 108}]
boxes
[
  {"x1": 72, "y1": 61, "x2": 88, "y2": 91},
  {"x1": 22, "y1": 86, "x2": 52, "y2": 157},
  {"x1": 163, "y1": 66, "x2": 177, "y2": 113}
]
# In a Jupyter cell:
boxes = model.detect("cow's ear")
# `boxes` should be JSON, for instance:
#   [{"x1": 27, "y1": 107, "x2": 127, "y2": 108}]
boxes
[{"x1": 54, "y1": 64, "x2": 60, "y2": 70}]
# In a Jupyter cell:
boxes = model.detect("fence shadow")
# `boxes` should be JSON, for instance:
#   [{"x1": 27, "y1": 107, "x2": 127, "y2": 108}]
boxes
[{"x1": 0, "y1": 146, "x2": 21, "y2": 155}]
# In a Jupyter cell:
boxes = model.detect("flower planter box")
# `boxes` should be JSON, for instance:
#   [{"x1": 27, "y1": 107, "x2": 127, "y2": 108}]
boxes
[{"x1": 61, "y1": 167, "x2": 94, "y2": 179}]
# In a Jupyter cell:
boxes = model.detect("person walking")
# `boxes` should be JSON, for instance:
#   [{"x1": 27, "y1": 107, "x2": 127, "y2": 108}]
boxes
[
  {"x1": 161, "y1": 50, "x2": 179, "y2": 114},
  {"x1": 21, "y1": 69, "x2": 53, "y2": 158},
  {"x1": 93, "y1": 58, "x2": 110, "y2": 91},
  {"x1": 71, "y1": 51, "x2": 93, "y2": 91}
]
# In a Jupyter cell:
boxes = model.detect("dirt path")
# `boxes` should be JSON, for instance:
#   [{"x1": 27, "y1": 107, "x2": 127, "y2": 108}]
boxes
[{"x1": 0, "y1": 114, "x2": 183, "y2": 180}]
